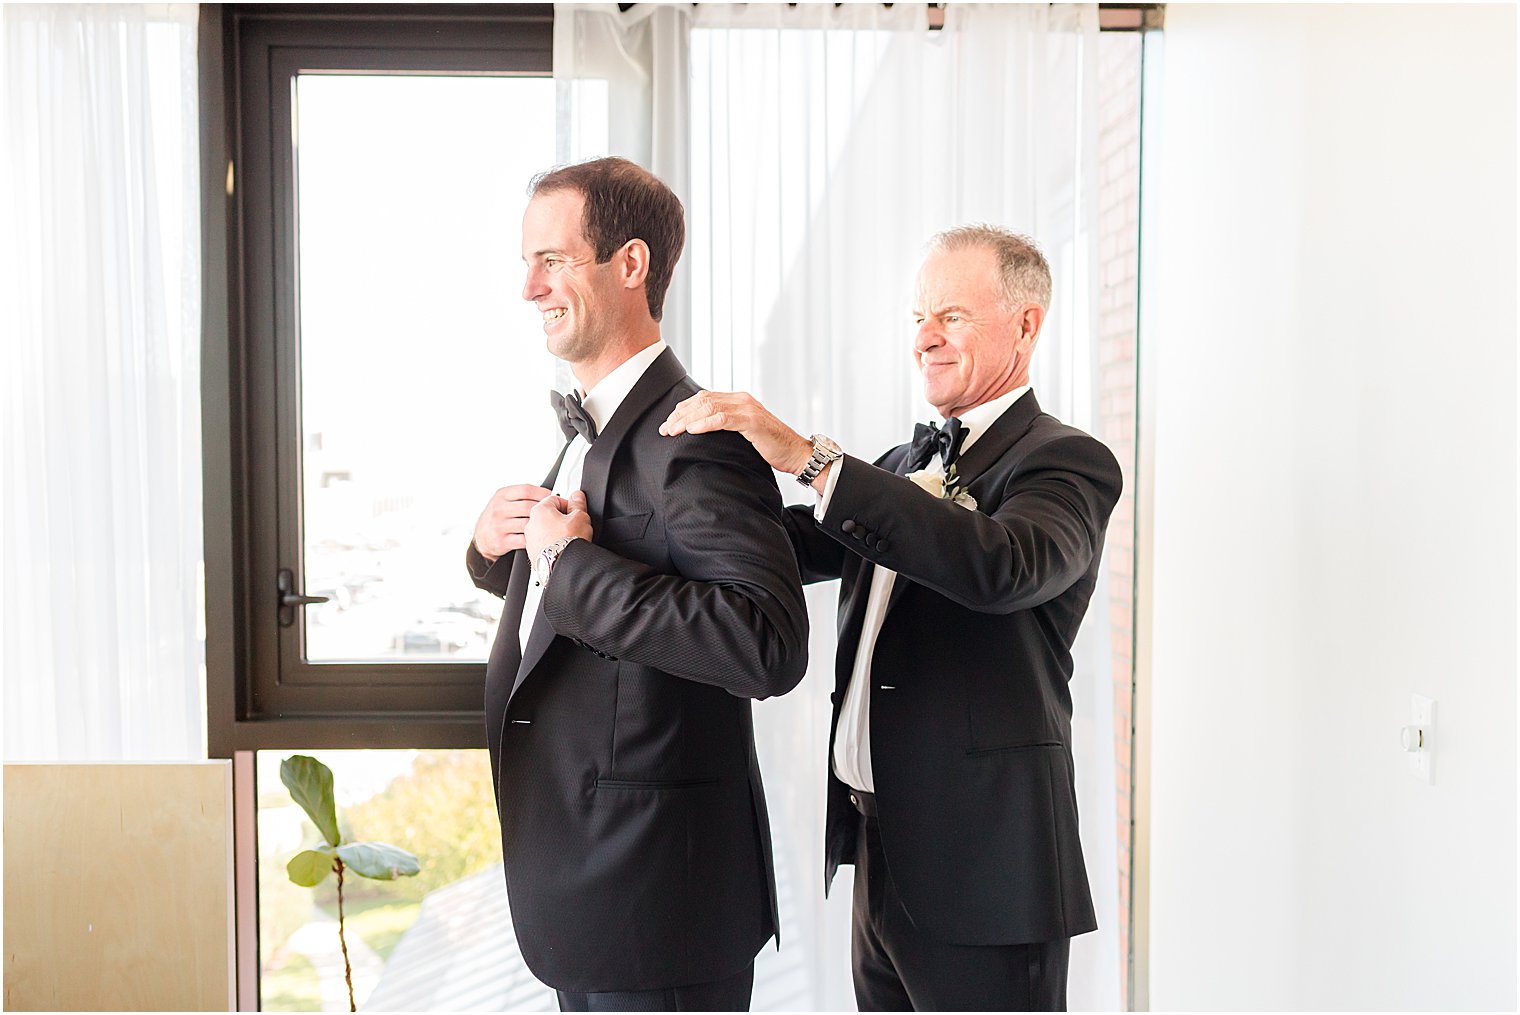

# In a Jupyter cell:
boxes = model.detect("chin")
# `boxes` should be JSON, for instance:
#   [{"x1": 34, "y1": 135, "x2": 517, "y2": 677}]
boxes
[{"x1": 545, "y1": 331, "x2": 579, "y2": 362}]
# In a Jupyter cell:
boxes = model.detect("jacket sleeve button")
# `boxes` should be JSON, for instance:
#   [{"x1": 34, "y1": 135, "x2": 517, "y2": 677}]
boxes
[{"x1": 841, "y1": 519, "x2": 856, "y2": 533}]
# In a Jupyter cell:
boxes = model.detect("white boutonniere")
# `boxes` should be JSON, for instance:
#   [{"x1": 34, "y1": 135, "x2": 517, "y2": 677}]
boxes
[{"x1": 905, "y1": 463, "x2": 978, "y2": 510}]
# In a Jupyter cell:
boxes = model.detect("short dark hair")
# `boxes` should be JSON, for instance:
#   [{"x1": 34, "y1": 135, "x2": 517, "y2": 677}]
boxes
[{"x1": 528, "y1": 157, "x2": 685, "y2": 322}]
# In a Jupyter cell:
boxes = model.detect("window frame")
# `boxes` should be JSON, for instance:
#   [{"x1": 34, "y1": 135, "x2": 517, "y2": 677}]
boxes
[{"x1": 201, "y1": 3, "x2": 554, "y2": 757}]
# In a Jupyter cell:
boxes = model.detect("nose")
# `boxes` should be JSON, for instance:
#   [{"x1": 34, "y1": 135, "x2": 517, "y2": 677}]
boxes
[
  {"x1": 914, "y1": 319, "x2": 943, "y2": 354},
  {"x1": 522, "y1": 265, "x2": 549, "y2": 304}
]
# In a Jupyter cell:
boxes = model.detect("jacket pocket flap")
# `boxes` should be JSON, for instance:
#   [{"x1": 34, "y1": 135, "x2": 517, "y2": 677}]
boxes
[{"x1": 601, "y1": 511, "x2": 652, "y2": 543}]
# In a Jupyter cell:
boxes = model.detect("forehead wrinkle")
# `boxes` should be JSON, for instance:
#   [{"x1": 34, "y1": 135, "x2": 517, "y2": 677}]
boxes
[{"x1": 913, "y1": 301, "x2": 974, "y2": 318}]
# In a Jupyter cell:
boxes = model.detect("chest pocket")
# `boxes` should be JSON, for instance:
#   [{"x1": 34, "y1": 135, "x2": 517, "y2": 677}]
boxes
[{"x1": 601, "y1": 510, "x2": 653, "y2": 545}]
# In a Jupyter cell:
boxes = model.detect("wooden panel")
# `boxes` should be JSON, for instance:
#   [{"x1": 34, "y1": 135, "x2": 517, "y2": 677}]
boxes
[{"x1": 4, "y1": 763, "x2": 235, "y2": 1011}]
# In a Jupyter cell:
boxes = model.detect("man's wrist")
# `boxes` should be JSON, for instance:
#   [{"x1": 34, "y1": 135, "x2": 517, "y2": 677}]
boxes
[
  {"x1": 788, "y1": 435, "x2": 816, "y2": 476},
  {"x1": 532, "y1": 535, "x2": 578, "y2": 587},
  {"x1": 810, "y1": 459, "x2": 836, "y2": 493}
]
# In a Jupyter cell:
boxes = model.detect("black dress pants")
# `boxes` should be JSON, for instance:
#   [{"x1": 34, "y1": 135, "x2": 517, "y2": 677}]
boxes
[
  {"x1": 556, "y1": 962, "x2": 754, "y2": 1012},
  {"x1": 849, "y1": 791, "x2": 1070, "y2": 1012}
]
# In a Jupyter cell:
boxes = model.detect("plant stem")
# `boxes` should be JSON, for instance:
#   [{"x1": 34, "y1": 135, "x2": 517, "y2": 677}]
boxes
[{"x1": 336, "y1": 858, "x2": 356, "y2": 1012}]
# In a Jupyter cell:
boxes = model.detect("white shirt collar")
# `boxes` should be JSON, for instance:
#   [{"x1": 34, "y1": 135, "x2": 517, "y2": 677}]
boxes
[
  {"x1": 948, "y1": 385, "x2": 1031, "y2": 456},
  {"x1": 577, "y1": 340, "x2": 668, "y2": 434}
]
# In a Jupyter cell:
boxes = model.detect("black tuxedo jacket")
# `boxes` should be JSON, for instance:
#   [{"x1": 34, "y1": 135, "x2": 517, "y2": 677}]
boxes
[
  {"x1": 782, "y1": 391, "x2": 1122, "y2": 946},
  {"x1": 466, "y1": 348, "x2": 808, "y2": 993}
]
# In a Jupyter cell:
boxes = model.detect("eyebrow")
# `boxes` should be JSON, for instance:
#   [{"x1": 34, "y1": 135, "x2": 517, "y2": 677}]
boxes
[{"x1": 913, "y1": 304, "x2": 974, "y2": 317}]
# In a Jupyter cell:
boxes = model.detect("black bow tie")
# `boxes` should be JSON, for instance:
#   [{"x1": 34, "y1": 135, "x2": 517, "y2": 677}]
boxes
[
  {"x1": 907, "y1": 417, "x2": 967, "y2": 472},
  {"x1": 550, "y1": 389, "x2": 598, "y2": 444}
]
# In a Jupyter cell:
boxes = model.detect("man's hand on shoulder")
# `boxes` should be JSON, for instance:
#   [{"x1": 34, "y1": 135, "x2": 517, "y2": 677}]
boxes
[
  {"x1": 660, "y1": 390, "x2": 814, "y2": 477},
  {"x1": 525, "y1": 490, "x2": 593, "y2": 560},
  {"x1": 472, "y1": 483, "x2": 554, "y2": 561}
]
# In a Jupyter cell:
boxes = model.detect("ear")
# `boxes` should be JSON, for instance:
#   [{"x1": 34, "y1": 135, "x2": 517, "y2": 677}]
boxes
[
  {"x1": 1016, "y1": 303, "x2": 1045, "y2": 347},
  {"x1": 617, "y1": 239, "x2": 652, "y2": 291}
]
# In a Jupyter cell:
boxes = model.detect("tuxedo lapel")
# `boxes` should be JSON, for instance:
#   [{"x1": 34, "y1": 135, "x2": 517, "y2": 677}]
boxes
[
  {"x1": 880, "y1": 441, "x2": 923, "y2": 618},
  {"x1": 578, "y1": 347, "x2": 687, "y2": 529},
  {"x1": 511, "y1": 348, "x2": 687, "y2": 704},
  {"x1": 951, "y1": 390, "x2": 1043, "y2": 490},
  {"x1": 881, "y1": 392, "x2": 1044, "y2": 617},
  {"x1": 833, "y1": 443, "x2": 913, "y2": 686},
  {"x1": 500, "y1": 551, "x2": 531, "y2": 654},
  {"x1": 834, "y1": 555, "x2": 875, "y2": 695},
  {"x1": 507, "y1": 440, "x2": 575, "y2": 705},
  {"x1": 514, "y1": 602, "x2": 556, "y2": 703}
]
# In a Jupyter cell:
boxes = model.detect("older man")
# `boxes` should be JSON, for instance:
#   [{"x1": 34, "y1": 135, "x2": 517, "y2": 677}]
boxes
[
  {"x1": 467, "y1": 157, "x2": 808, "y2": 1012},
  {"x1": 661, "y1": 225, "x2": 1122, "y2": 1011}
]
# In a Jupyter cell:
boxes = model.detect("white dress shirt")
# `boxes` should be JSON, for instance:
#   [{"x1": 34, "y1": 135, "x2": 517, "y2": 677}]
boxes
[
  {"x1": 518, "y1": 340, "x2": 668, "y2": 653},
  {"x1": 819, "y1": 385, "x2": 1031, "y2": 792}
]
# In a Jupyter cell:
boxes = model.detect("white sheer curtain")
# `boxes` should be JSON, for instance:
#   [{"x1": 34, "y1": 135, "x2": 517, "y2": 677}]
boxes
[
  {"x1": 557, "y1": 4, "x2": 1113, "y2": 1008},
  {"x1": 1, "y1": 4, "x2": 204, "y2": 761},
  {"x1": 554, "y1": 1, "x2": 694, "y2": 363}
]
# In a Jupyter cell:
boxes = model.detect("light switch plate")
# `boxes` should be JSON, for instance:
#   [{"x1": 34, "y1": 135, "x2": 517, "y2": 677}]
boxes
[{"x1": 1409, "y1": 693, "x2": 1435, "y2": 784}]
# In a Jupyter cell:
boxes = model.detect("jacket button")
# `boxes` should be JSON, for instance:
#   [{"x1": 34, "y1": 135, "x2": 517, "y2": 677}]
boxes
[
  {"x1": 876, "y1": 539, "x2": 889, "y2": 552},
  {"x1": 841, "y1": 519, "x2": 856, "y2": 533},
  {"x1": 863, "y1": 533, "x2": 876, "y2": 548}
]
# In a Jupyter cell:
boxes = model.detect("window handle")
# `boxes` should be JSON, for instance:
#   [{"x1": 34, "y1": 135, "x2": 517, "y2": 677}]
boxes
[{"x1": 277, "y1": 568, "x2": 330, "y2": 628}]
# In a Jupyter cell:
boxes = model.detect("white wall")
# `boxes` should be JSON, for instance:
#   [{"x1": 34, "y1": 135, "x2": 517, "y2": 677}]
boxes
[{"x1": 1147, "y1": 5, "x2": 1516, "y2": 1010}]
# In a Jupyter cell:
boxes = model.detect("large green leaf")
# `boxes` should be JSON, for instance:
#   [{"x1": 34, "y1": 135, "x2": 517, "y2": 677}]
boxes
[
  {"x1": 287, "y1": 847, "x2": 336, "y2": 887},
  {"x1": 336, "y1": 841, "x2": 420, "y2": 881},
  {"x1": 280, "y1": 755, "x2": 340, "y2": 847}
]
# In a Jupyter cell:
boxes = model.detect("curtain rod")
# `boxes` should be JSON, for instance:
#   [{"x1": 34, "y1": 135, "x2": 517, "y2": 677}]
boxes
[{"x1": 615, "y1": 4, "x2": 1164, "y2": 32}]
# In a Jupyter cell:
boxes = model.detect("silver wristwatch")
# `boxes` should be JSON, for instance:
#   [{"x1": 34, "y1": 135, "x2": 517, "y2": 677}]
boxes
[
  {"x1": 796, "y1": 434, "x2": 843, "y2": 486},
  {"x1": 532, "y1": 536, "x2": 577, "y2": 587}
]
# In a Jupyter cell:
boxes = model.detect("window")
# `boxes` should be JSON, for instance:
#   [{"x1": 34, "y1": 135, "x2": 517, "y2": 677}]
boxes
[{"x1": 204, "y1": 6, "x2": 555, "y2": 752}]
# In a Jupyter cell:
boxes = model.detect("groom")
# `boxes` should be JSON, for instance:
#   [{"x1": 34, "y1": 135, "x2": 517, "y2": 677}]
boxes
[
  {"x1": 466, "y1": 157, "x2": 808, "y2": 1011},
  {"x1": 661, "y1": 225, "x2": 1123, "y2": 1010}
]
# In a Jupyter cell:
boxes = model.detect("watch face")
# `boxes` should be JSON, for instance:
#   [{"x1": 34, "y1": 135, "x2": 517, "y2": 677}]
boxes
[{"x1": 815, "y1": 435, "x2": 842, "y2": 457}]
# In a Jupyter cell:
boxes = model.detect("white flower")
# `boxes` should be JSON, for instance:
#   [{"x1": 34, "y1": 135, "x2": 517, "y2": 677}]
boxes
[
  {"x1": 905, "y1": 468, "x2": 945, "y2": 498},
  {"x1": 906, "y1": 467, "x2": 979, "y2": 511}
]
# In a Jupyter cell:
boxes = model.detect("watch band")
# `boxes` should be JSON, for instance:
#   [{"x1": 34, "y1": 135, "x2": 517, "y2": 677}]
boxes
[
  {"x1": 797, "y1": 434, "x2": 843, "y2": 486},
  {"x1": 532, "y1": 536, "x2": 576, "y2": 587}
]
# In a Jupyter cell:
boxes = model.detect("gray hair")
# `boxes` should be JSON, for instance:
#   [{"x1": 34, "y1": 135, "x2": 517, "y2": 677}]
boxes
[{"x1": 927, "y1": 225, "x2": 1053, "y2": 312}]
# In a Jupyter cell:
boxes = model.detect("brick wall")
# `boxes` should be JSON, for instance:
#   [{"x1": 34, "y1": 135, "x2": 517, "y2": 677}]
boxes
[{"x1": 1097, "y1": 28, "x2": 1142, "y2": 1010}]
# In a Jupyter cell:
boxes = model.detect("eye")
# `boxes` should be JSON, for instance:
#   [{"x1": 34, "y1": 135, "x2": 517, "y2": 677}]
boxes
[{"x1": 945, "y1": 314, "x2": 962, "y2": 324}]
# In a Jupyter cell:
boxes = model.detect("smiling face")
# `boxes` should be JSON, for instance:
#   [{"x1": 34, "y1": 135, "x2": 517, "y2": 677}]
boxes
[
  {"x1": 520, "y1": 188, "x2": 622, "y2": 365},
  {"x1": 911, "y1": 245, "x2": 1042, "y2": 419}
]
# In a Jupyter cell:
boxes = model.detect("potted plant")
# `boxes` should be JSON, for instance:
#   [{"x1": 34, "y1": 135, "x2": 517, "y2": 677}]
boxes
[{"x1": 280, "y1": 755, "x2": 420, "y2": 1012}]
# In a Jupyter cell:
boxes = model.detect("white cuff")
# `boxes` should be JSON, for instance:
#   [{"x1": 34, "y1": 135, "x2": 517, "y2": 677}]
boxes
[{"x1": 812, "y1": 455, "x2": 845, "y2": 522}]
